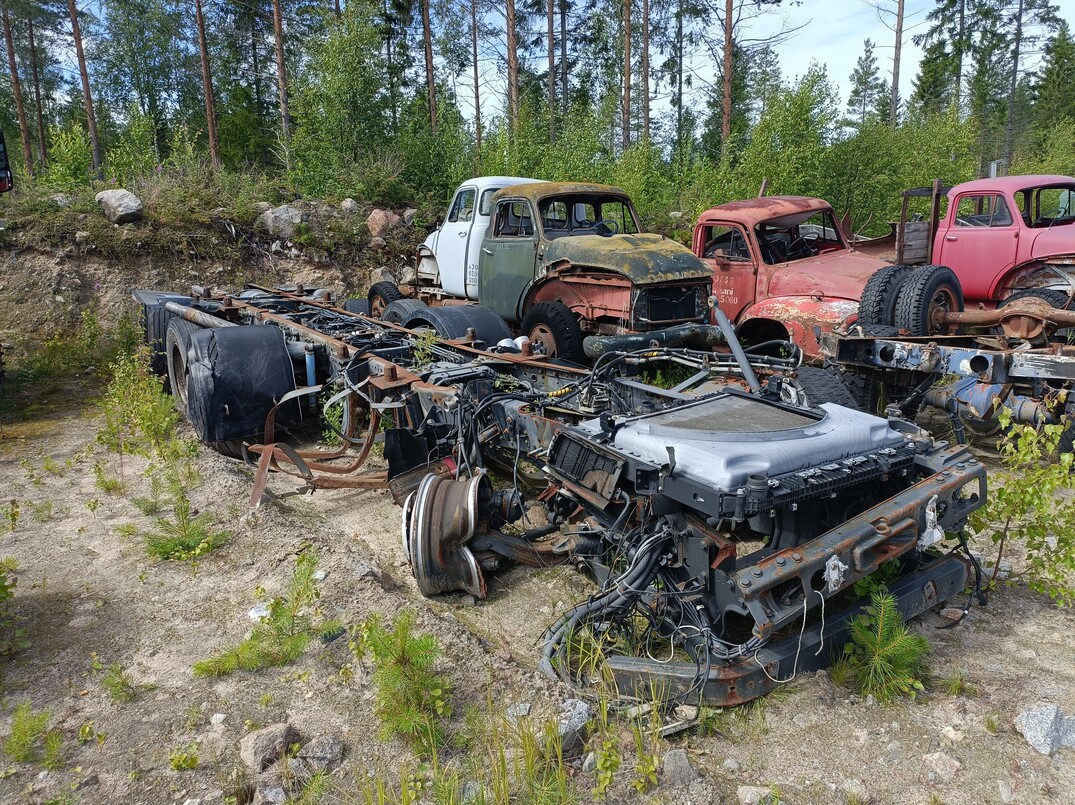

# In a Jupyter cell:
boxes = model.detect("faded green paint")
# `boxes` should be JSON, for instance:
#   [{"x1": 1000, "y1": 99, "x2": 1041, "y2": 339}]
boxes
[
  {"x1": 479, "y1": 233, "x2": 538, "y2": 322},
  {"x1": 543, "y1": 234, "x2": 711, "y2": 283}
]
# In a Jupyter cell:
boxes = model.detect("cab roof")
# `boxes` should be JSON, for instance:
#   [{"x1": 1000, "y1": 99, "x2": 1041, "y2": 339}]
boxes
[
  {"x1": 491, "y1": 182, "x2": 631, "y2": 203},
  {"x1": 696, "y1": 196, "x2": 834, "y2": 227},
  {"x1": 951, "y1": 175, "x2": 1075, "y2": 196}
]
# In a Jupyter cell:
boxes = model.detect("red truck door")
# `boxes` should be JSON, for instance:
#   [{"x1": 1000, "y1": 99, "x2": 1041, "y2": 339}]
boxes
[
  {"x1": 695, "y1": 222, "x2": 756, "y2": 321},
  {"x1": 936, "y1": 192, "x2": 1019, "y2": 302}
]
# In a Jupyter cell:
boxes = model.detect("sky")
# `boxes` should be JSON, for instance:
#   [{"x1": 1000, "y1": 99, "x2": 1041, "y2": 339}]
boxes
[{"x1": 755, "y1": 0, "x2": 1075, "y2": 108}]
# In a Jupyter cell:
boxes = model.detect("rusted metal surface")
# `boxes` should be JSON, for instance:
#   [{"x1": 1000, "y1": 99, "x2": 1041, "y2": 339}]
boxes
[
  {"x1": 696, "y1": 195, "x2": 837, "y2": 229},
  {"x1": 543, "y1": 233, "x2": 712, "y2": 284}
]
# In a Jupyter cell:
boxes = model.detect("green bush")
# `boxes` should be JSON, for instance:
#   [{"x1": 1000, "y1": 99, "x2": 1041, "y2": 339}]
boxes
[{"x1": 843, "y1": 589, "x2": 930, "y2": 702}]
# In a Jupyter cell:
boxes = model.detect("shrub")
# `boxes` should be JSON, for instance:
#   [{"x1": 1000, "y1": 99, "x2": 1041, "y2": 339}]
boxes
[{"x1": 843, "y1": 589, "x2": 930, "y2": 702}]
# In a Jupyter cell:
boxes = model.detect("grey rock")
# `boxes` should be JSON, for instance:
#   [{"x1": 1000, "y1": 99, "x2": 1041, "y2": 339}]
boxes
[
  {"x1": 182, "y1": 800, "x2": 202, "y2": 805},
  {"x1": 662, "y1": 748, "x2": 697, "y2": 787},
  {"x1": 239, "y1": 723, "x2": 301, "y2": 772},
  {"x1": 95, "y1": 189, "x2": 144, "y2": 224},
  {"x1": 557, "y1": 699, "x2": 592, "y2": 752},
  {"x1": 50, "y1": 193, "x2": 74, "y2": 207},
  {"x1": 722, "y1": 758, "x2": 741, "y2": 773},
  {"x1": 297, "y1": 734, "x2": 344, "y2": 772},
  {"x1": 367, "y1": 208, "x2": 403, "y2": 239},
  {"x1": 581, "y1": 752, "x2": 596, "y2": 772},
  {"x1": 922, "y1": 751, "x2": 961, "y2": 784},
  {"x1": 340, "y1": 198, "x2": 360, "y2": 215},
  {"x1": 75, "y1": 230, "x2": 91, "y2": 245},
  {"x1": 737, "y1": 785, "x2": 775, "y2": 805},
  {"x1": 841, "y1": 779, "x2": 868, "y2": 800},
  {"x1": 255, "y1": 204, "x2": 304, "y2": 238},
  {"x1": 255, "y1": 201, "x2": 273, "y2": 213},
  {"x1": 403, "y1": 208, "x2": 419, "y2": 226},
  {"x1": 1014, "y1": 704, "x2": 1075, "y2": 755},
  {"x1": 397, "y1": 262, "x2": 418, "y2": 286},
  {"x1": 252, "y1": 784, "x2": 287, "y2": 805},
  {"x1": 210, "y1": 713, "x2": 226, "y2": 726},
  {"x1": 369, "y1": 266, "x2": 396, "y2": 286},
  {"x1": 505, "y1": 702, "x2": 531, "y2": 723},
  {"x1": 370, "y1": 236, "x2": 387, "y2": 249}
]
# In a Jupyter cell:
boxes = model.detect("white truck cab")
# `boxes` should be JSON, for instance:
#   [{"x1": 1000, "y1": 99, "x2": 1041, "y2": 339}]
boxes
[{"x1": 418, "y1": 176, "x2": 543, "y2": 298}]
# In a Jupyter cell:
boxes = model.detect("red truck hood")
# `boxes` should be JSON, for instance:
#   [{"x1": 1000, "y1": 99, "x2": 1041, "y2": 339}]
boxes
[
  {"x1": 765, "y1": 249, "x2": 887, "y2": 301},
  {"x1": 1030, "y1": 226, "x2": 1075, "y2": 261}
]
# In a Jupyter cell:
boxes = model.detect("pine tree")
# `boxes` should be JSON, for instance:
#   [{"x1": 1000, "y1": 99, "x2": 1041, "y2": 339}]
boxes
[
  {"x1": 846, "y1": 39, "x2": 887, "y2": 128},
  {"x1": 1032, "y1": 20, "x2": 1075, "y2": 133},
  {"x1": 909, "y1": 39, "x2": 955, "y2": 116}
]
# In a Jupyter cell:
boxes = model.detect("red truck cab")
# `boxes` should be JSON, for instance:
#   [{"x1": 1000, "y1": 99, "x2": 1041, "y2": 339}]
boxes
[
  {"x1": 693, "y1": 196, "x2": 886, "y2": 358},
  {"x1": 930, "y1": 175, "x2": 1075, "y2": 304}
]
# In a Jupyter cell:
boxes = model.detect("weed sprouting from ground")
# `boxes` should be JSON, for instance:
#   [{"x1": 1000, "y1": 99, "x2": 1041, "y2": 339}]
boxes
[
  {"x1": 193, "y1": 552, "x2": 339, "y2": 677},
  {"x1": 3, "y1": 703, "x2": 53, "y2": 763},
  {"x1": 844, "y1": 589, "x2": 930, "y2": 702},
  {"x1": 101, "y1": 663, "x2": 139, "y2": 704},
  {"x1": 143, "y1": 496, "x2": 229, "y2": 561},
  {"x1": 352, "y1": 611, "x2": 452, "y2": 757}
]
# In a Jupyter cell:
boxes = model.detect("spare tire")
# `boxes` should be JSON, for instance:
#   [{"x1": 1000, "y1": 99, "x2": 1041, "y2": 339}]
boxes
[
  {"x1": 519, "y1": 301, "x2": 584, "y2": 363},
  {"x1": 894, "y1": 265, "x2": 964, "y2": 336},
  {"x1": 791, "y1": 365, "x2": 859, "y2": 410},
  {"x1": 858, "y1": 265, "x2": 913, "y2": 327},
  {"x1": 185, "y1": 325, "x2": 298, "y2": 458},
  {"x1": 367, "y1": 282, "x2": 404, "y2": 318},
  {"x1": 382, "y1": 299, "x2": 429, "y2": 325},
  {"x1": 404, "y1": 305, "x2": 513, "y2": 345},
  {"x1": 342, "y1": 298, "x2": 371, "y2": 315}
]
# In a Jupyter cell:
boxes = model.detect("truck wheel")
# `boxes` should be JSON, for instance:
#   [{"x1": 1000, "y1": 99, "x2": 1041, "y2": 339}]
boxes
[
  {"x1": 827, "y1": 365, "x2": 880, "y2": 413},
  {"x1": 382, "y1": 299, "x2": 429, "y2": 325},
  {"x1": 185, "y1": 325, "x2": 297, "y2": 459},
  {"x1": 404, "y1": 305, "x2": 513, "y2": 344},
  {"x1": 143, "y1": 302, "x2": 174, "y2": 383},
  {"x1": 343, "y1": 298, "x2": 370, "y2": 315},
  {"x1": 894, "y1": 266, "x2": 964, "y2": 337},
  {"x1": 165, "y1": 318, "x2": 199, "y2": 414},
  {"x1": 367, "y1": 282, "x2": 404, "y2": 319},
  {"x1": 520, "y1": 302, "x2": 584, "y2": 363},
  {"x1": 858, "y1": 265, "x2": 913, "y2": 327},
  {"x1": 791, "y1": 366, "x2": 859, "y2": 410}
]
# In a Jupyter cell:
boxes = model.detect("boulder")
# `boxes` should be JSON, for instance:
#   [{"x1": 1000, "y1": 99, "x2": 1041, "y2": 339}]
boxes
[
  {"x1": 340, "y1": 198, "x2": 360, "y2": 215},
  {"x1": 94, "y1": 189, "x2": 144, "y2": 224},
  {"x1": 557, "y1": 699, "x2": 592, "y2": 753},
  {"x1": 255, "y1": 204, "x2": 304, "y2": 239},
  {"x1": 1014, "y1": 704, "x2": 1075, "y2": 755},
  {"x1": 403, "y1": 208, "x2": 419, "y2": 226},
  {"x1": 239, "y1": 723, "x2": 301, "y2": 772},
  {"x1": 296, "y1": 734, "x2": 344, "y2": 772},
  {"x1": 255, "y1": 201, "x2": 273, "y2": 213},
  {"x1": 75, "y1": 231, "x2": 91, "y2": 245},
  {"x1": 369, "y1": 236, "x2": 387, "y2": 250},
  {"x1": 367, "y1": 209, "x2": 402, "y2": 240},
  {"x1": 662, "y1": 748, "x2": 698, "y2": 786}
]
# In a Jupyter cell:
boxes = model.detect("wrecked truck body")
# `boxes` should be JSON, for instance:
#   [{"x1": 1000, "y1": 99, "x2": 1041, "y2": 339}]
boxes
[{"x1": 135, "y1": 284, "x2": 987, "y2": 705}]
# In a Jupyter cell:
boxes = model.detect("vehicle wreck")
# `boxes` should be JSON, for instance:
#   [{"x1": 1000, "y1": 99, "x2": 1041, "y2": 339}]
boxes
[{"x1": 135, "y1": 284, "x2": 987, "y2": 706}]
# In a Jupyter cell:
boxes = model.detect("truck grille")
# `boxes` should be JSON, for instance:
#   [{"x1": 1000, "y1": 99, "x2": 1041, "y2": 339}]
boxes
[
  {"x1": 634, "y1": 285, "x2": 703, "y2": 325},
  {"x1": 547, "y1": 434, "x2": 623, "y2": 502}
]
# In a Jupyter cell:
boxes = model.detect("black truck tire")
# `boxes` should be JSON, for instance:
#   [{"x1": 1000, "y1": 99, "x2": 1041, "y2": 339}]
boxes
[
  {"x1": 165, "y1": 318, "x2": 199, "y2": 415},
  {"x1": 827, "y1": 365, "x2": 880, "y2": 413},
  {"x1": 343, "y1": 298, "x2": 371, "y2": 315},
  {"x1": 894, "y1": 266, "x2": 964, "y2": 337},
  {"x1": 185, "y1": 325, "x2": 297, "y2": 459},
  {"x1": 144, "y1": 302, "x2": 174, "y2": 383},
  {"x1": 858, "y1": 265, "x2": 913, "y2": 327},
  {"x1": 367, "y1": 282, "x2": 404, "y2": 319},
  {"x1": 520, "y1": 302, "x2": 585, "y2": 363},
  {"x1": 382, "y1": 299, "x2": 429, "y2": 325},
  {"x1": 793, "y1": 365, "x2": 860, "y2": 410},
  {"x1": 404, "y1": 305, "x2": 513, "y2": 344}
]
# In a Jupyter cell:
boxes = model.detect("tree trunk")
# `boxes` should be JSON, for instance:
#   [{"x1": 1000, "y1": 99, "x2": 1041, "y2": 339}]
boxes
[
  {"x1": 676, "y1": 0, "x2": 683, "y2": 157},
  {"x1": 720, "y1": 0, "x2": 733, "y2": 161},
  {"x1": 334, "y1": 0, "x2": 342, "y2": 19},
  {"x1": 641, "y1": 0, "x2": 649, "y2": 141},
  {"x1": 251, "y1": 12, "x2": 267, "y2": 162},
  {"x1": 1002, "y1": 0, "x2": 1024, "y2": 165},
  {"x1": 622, "y1": 0, "x2": 631, "y2": 149},
  {"x1": 65, "y1": 0, "x2": 102, "y2": 176},
  {"x1": 471, "y1": 0, "x2": 481, "y2": 155},
  {"x1": 954, "y1": 0, "x2": 965, "y2": 110},
  {"x1": 195, "y1": 0, "x2": 221, "y2": 172},
  {"x1": 384, "y1": 0, "x2": 398, "y2": 133},
  {"x1": 272, "y1": 0, "x2": 291, "y2": 153},
  {"x1": 506, "y1": 0, "x2": 519, "y2": 130},
  {"x1": 559, "y1": 0, "x2": 567, "y2": 117},
  {"x1": 421, "y1": 0, "x2": 436, "y2": 132},
  {"x1": 547, "y1": 0, "x2": 555, "y2": 141},
  {"x1": 27, "y1": 14, "x2": 47, "y2": 168},
  {"x1": 2, "y1": 0, "x2": 34, "y2": 177},
  {"x1": 890, "y1": 0, "x2": 904, "y2": 124}
]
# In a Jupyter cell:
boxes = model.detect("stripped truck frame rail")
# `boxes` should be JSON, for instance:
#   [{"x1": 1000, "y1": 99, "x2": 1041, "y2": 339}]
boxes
[{"x1": 135, "y1": 283, "x2": 987, "y2": 706}]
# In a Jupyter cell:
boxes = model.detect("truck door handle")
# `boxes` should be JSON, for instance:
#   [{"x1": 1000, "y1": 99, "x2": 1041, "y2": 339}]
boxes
[
  {"x1": 482, "y1": 247, "x2": 493, "y2": 255},
  {"x1": 945, "y1": 235, "x2": 957, "y2": 241},
  {"x1": 458, "y1": 231, "x2": 467, "y2": 237}
]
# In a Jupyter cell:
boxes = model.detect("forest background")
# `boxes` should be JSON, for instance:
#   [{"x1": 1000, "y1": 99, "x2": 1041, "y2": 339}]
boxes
[{"x1": 1, "y1": 0, "x2": 1074, "y2": 237}]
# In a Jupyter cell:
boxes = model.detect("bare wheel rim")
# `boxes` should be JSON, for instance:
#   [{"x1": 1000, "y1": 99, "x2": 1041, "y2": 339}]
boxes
[
  {"x1": 928, "y1": 287, "x2": 960, "y2": 334},
  {"x1": 371, "y1": 295, "x2": 388, "y2": 318},
  {"x1": 171, "y1": 343, "x2": 188, "y2": 408},
  {"x1": 528, "y1": 323, "x2": 558, "y2": 357}
]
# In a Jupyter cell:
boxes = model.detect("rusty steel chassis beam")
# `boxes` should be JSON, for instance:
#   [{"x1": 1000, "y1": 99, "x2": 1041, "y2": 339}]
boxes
[{"x1": 179, "y1": 285, "x2": 594, "y2": 504}]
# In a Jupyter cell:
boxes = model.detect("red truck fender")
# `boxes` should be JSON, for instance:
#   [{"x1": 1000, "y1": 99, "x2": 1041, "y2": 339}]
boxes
[{"x1": 738, "y1": 296, "x2": 860, "y2": 360}]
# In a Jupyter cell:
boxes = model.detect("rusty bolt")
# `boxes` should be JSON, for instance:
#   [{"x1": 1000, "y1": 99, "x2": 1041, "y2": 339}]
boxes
[
  {"x1": 792, "y1": 552, "x2": 802, "y2": 562},
  {"x1": 751, "y1": 568, "x2": 763, "y2": 578},
  {"x1": 385, "y1": 364, "x2": 398, "y2": 382},
  {"x1": 466, "y1": 327, "x2": 477, "y2": 341},
  {"x1": 740, "y1": 579, "x2": 751, "y2": 588},
  {"x1": 775, "y1": 557, "x2": 786, "y2": 567}
]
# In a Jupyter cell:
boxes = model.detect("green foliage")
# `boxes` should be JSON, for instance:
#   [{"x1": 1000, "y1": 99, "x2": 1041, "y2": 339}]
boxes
[
  {"x1": 853, "y1": 558, "x2": 901, "y2": 598},
  {"x1": 39, "y1": 124, "x2": 93, "y2": 191},
  {"x1": 143, "y1": 497, "x2": 229, "y2": 561},
  {"x1": 3, "y1": 704, "x2": 52, "y2": 763},
  {"x1": 97, "y1": 348, "x2": 181, "y2": 460},
  {"x1": 0, "y1": 569, "x2": 28, "y2": 656},
  {"x1": 105, "y1": 106, "x2": 159, "y2": 184},
  {"x1": 844, "y1": 589, "x2": 931, "y2": 702},
  {"x1": 969, "y1": 409, "x2": 1075, "y2": 605},
  {"x1": 591, "y1": 734, "x2": 619, "y2": 798},
  {"x1": 169, "y1": 744, "x2": 200, "y2": 770},
  {"x1": 353, "y1": 611, "x2": 452, "y2": 756},
  {"x1": 193, "y1": 552, "x2": 338, "y2": 677},
  {"x1": 101, "y1": 662, "x2": 139, "y2": 703}
]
